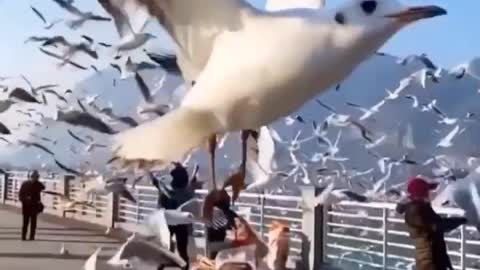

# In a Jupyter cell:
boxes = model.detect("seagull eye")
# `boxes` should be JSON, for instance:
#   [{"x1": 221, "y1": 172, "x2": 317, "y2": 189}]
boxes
[
  {"x1": 361, "y1": 0, "x2": 377, "y2": 15},
  {"x1": 335, "y1": 13, "x2": 346, "y2": 24}
]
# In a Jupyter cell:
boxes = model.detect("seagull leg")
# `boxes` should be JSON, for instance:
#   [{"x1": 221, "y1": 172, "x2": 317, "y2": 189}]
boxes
[
  {"x1": 208, "y1": 134, "x2": 217, "y2": 190},
  {"x1": 223, "y1": 130, "x2": 255, "y2": 202}
]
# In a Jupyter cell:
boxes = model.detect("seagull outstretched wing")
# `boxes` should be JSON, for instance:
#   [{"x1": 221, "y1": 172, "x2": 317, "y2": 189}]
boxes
[
  {"x1": 100, "y1": 0, "x2": 255, "y2": 83},
  {"x1": 266, "y1": 0, "x2": 325, "y2": 11}
]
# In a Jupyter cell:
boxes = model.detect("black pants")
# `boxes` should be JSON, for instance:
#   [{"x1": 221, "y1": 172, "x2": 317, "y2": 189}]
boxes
[
  {"x1": 22, "y1": 207, "x2": 38, "y2": 240},
  {"x1": 207, "y1": 227, "x2": 227, "y2": 259},
  {"x1": 169, "y1": 225, "x2": 189, "y2": 265}
]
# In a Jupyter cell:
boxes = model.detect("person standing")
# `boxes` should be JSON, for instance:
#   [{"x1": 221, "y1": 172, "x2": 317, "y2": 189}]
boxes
[
  {"x1": 396, "y1": 177, "x2": 468, "y2": 270},
  {"x1": 158, "y1": 163, "x2": 194, "y2": 266},
  {"x1": 18, "y1": 170, "x2": 45, "y2": 241}
]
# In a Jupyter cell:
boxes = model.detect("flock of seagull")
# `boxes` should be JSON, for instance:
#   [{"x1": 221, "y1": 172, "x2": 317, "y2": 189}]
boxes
[{"x1": 1, "y1": 0, "x2": 480, "y2": 269}]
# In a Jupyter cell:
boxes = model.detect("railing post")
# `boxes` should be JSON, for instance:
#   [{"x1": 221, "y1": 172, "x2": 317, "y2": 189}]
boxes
[
  {"x1": 105, "y1": 193, "x2": 117, "y2": 228},
  {"x1": 382, "y1": 208, "x2": 389, "y2": 270},
  {"x1": 62, "y1": 175, "x2": 74, "y2": 198},
  {"x1": 460, "y1": 225, "x2": 466, "y2": 270},
  {"x1": 259, "y1": 195, "x2": 266, "y2": 238},
  {"x1": 135, "y1": 189, "x2": 140, "y2": 224},
  {"x1": 1, "y1": 172, "x2": 8, "y2": 204},
  {"x1": 300, "y1": 186, "x2": 323, "y2": 270}
]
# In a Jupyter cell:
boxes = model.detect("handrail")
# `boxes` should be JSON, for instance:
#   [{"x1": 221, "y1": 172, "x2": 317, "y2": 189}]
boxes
[{"x1": 1, "y1": 170, "x2": 479, "y2": 270}]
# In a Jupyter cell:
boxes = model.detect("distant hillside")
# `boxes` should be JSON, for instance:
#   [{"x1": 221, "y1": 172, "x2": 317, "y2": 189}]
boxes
[{"x1": 1, "y1": 52, "x2": 480, "y2": 195}]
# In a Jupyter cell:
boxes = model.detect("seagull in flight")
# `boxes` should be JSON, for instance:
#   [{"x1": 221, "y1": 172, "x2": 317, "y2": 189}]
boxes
[
  {"x1": 98, "y1": 0, "x2": 156, "y2": 51},
  {"x1": 30, "y1": 6, "x2": 63, "y2": 30},
  {"x1": 397, "y1": 53, "x2": 438, "y2": 70},
  {"x1": 437, "y1": 125, "x2": 462, "y2": 148},
  {"x1": 109, "y1": 0, "x2": 447, "y2": 189},
  {"x1": 51, "y1": 0, "x2": 111, "y2": 29},
  {"x1": 429, "y1": 102, "x2": 458, "y2": 125}
]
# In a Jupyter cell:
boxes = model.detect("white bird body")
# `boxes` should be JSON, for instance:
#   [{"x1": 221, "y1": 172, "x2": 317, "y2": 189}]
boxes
[
  {"x1": 433, "y1": 177, "x2": 480, "y2": 232},
  {"x1": 180, "y1": 18, "x2": 392, "y2": 131},
  {"x1": 146, "y1": 209, "x2": 171, "y2": 249},
  {"x1": 266, "y1": 0, "x2": 325, "y2": 11},
  {"x1": 437, "y1": 125, "x2": 460, "y2": 148},
  {"x1": 111, "y1": 0, "x2": 447, "y2": 165},
  {"x1": 99, "y1": 0, "x2": 154, "y2": 51}
]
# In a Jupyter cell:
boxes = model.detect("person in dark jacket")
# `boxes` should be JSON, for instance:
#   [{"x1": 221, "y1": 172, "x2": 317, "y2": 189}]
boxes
[
  {"x1": 18, "y1": 170, "x2": 45, "y2": 241},
  {"x1": 158, "y1": 163, "x2": 194, "y2": 266},
  {"x1": 396, "y1": 177, "x2": 468, "y2": 270}
]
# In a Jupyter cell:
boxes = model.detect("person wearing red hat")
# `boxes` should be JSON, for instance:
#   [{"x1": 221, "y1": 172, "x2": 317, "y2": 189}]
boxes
[{"x1": 396, "y1": 177, "x2": 468, "y2": 270}]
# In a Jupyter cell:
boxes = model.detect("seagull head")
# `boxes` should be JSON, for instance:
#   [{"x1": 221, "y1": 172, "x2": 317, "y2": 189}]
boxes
[
  {"x1": 332, "y1": 0, "x2": 446, "y2": 48},
  {"x1": 334, "y1": 0, "x2": 446, "y2": 26}
]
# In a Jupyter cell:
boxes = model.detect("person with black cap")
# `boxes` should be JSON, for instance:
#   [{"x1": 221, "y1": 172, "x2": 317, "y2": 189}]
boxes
[
  {"x1": 158, "y1": 163, "x2": 194, "y2": 265},
  {"x1": 18, "y1": 170, "x2": 45, "y2": 241},
  {"x1": 396, "y1": 176, "x2": 468, "y2": 270}
]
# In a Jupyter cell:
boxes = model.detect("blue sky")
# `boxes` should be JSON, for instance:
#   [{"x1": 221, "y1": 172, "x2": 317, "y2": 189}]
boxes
[{"x1": 0, "y1": 0, "x2": 477, "y2": 88}]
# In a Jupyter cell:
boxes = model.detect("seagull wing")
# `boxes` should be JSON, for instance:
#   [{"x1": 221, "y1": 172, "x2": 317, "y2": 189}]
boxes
[
  {"x1": 30, "y1": 6, "x2": 47, "y2": 25},
  {"x1": 103, "y1": 0, "x2": 255, "y2": 83},
  {"x1": 177, "y1": 198, "x2": 202, "y2": 218},
  {"x1": 437, "y1": 125, "x2": 460, "y2": 147},
  {"x1": 257, "y1": 127, "x2": 276, "y2": 173},
  {"x1": 266, "y1": 0, "x2": 325, "y2": 11},
  {"x1": 97, "y1": 0, "x2": 139, "y2": 37},
  {"x1": 54, "y1": 159, "x2": 82, "y2": 176},
  {"x1": 146, "y1": 209, "x2": 171, "y2": 249},
  {"x1": 52, "y1": 0, "x2": 84, "y2": 17},
  {"x1": 83, "y1": 248, "x2": 102, "y2": 270},
  {"x1": 118, "y1": 238, "x2": 187, "y2": 268},
  {"x1": 0, "y1": 122, "x2": 11, "y2": 135}
]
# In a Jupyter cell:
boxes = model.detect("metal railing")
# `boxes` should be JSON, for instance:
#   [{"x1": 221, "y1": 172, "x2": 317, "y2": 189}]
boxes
[
  {"x1": 1, "y1": 170, "x2": 479, "y2": 270},
  {"x1": 324, "y1": 201, "x2": 480, "y2": 270},
  {"x1": 115, "y1": 185, "x2": 305, "y2": 257}
]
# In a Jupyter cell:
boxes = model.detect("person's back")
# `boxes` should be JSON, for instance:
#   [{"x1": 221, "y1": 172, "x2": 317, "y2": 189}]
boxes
[
  {"x1": 19, "y1": 179, "x2": 44, "y2": 207},
  {"x1": 157, "y1": 163, "x2": 194, "y2": 268},
  {"x1": 19, "y1": 170, "x2": 45, "y2": 241}
]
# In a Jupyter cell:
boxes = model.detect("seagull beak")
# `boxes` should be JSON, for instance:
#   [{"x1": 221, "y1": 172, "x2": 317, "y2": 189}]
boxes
[{"x1": 385, "y1": 6, "x2": 447, "y2": 23}]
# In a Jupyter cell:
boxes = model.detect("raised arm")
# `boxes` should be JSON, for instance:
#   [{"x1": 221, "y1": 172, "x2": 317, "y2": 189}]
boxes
[{"x1": 439, "y1": 217, "x2": 467, "y2": 233}]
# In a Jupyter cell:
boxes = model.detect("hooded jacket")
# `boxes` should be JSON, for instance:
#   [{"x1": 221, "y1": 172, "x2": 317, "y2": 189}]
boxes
[{"x1": 396, "y1": 200, "x2": 466, "y2": 270}]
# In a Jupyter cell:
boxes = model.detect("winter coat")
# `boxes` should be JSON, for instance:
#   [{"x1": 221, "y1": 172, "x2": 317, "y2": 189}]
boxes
[
  {"x1": 19, "y1": 180, "x2": 45, "y2": 213},
  {"x1": 396, "y1": 200, "x2": 466, "y2": 270}
]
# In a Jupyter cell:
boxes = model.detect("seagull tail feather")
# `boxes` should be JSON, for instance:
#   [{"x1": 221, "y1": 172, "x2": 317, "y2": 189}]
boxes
[{"x1": 112, "y1": 107, "x2": 219, "y2": 164}]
